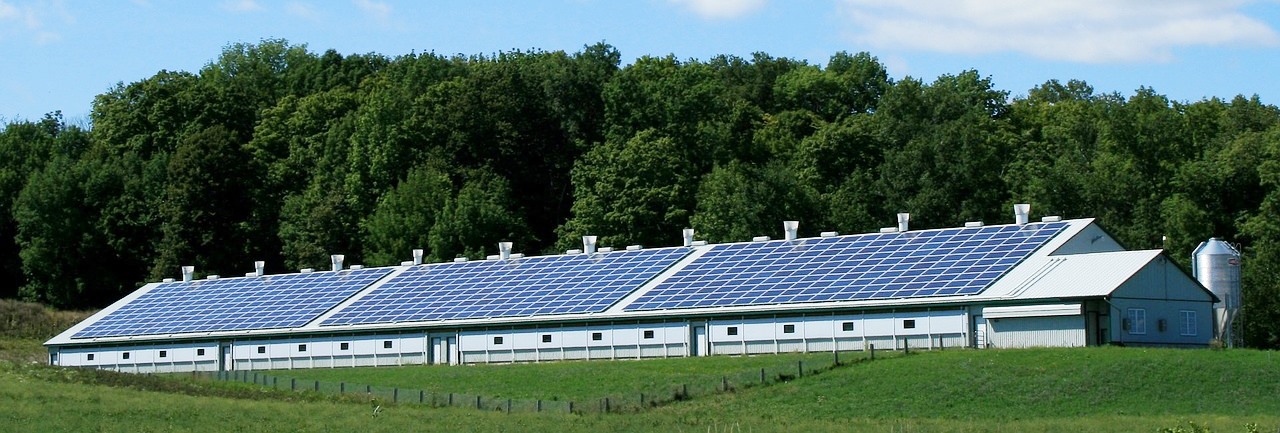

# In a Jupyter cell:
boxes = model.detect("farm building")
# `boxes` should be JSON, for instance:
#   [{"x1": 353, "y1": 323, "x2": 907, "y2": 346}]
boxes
[{"x1": 45, "y1": 206, "x2": 1217, "y2": 373}]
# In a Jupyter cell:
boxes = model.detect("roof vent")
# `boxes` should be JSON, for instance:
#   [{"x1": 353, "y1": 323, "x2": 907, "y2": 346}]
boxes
[
  {"x1": 583, "y1": 236, "x2": 598, "y2": 255},
  {"x1": 300, "y1": 268, "x2": 314, "y2": 273},
  {"x1": 486, "y1": 255, "x2": 502, "y2": 260},
  {"x1": 453, "y1": 257, "x2": 468, "y2": 263},
  {"x1": 349, "y1": 265, "x2": 364, "y2": 270},
  {"x1": 820, "y1": 231, "x2": 838, "y2": 237},
  {"x1": 565, "y1": 249, "x2": 583, "y2": 254},
  {"x1": 1041, "y1": 216, "x2": 1062, "y2": 222},
  {"x1": 965, "y1": 221, "x2": 984, "y2": 227},
  {"x1": 1014, "y1": 203, "x2": 1031, "y2": 225},
  {"x1": 783, "y1": 221, "x2": 799, "y2": 241},
  {"x1": 254, "y1": 261, "x2": 265, "y2": 277},
  {"x1": 626, "y1": 245, "x2": 642, "y2": 251},
  {"x1": 162, "y1": 278, "x2": 175, "y2": 283},
  {"x1": 244, "y1": 272, "x2": 256, "y2": 277},
  {"x1": 412, "y1": 249, "x2": 424, "y2": 265},
  {"x1": 682, "y1": 228, "x2": 695, "y2": 247},
  {"x1": 330, "y1": 254, "x2": 345, "y2": 271},
  {"x1": 752, "y1": 236, "x2": 771, "y2": 242},
  {"x1": 400, "y1": 261, "x2": 414, "y2": 266},
  {"x1": 181, "y1": 266, "x2": 195, "y2": 282},
  {"x1": 879, "y1": 227, "x2": 898, "y2": 233},
  {"x1": 206, "y1": 275, "x2": 219, "y2": 280},
  {"x1": 897, "y1": 213, "x2": 910, "y2": 232},
  {"x1": 509, "y1": 253, "x2": 525, "y2": 259},
  {"x1": 598, "y1": 247, "x2": 614, "y2": 253},
  {"x1": 691, "y1": 240, "x2": 708, "y2": 246},
  {"x1": 498, "y1": 242, "x2": 513, "y2": 260}
]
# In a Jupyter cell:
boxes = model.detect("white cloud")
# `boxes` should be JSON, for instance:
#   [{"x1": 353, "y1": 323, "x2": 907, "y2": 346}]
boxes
[
  {"x1": 670, "y1": 0, "x2": 766, "y2": 20},
  {"x1": 837, "y1": 0, "x2": 1280, "y2": 63},
  {"x1": 0, "y1": 0, "x2": 73, "y2": 45},
  {"x1": 0, "y1": 1, "x2": 17, "y2": 20},
  {"x1": 221, "y1": 0, "x2": 263, "y2": 13},
  {"x1": 353, "y1": 0, "x2": 391, "y2": 21}
]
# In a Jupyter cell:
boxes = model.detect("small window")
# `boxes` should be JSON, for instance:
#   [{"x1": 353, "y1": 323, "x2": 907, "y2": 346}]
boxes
[
  {"x1": 122, "y1": 352, "x2": 130, "y2": 360},
  {"x1": 298, "y1": 344, "x2": 307, "y2": 352},
  {"x1": 591, "y1": 332, "x2": 603, "y2": 341},
  {"x1": 340, "y1": 342, "x2": 350, "y2": 350},
  {"x1": 542, "y1": 334, "x2": 552, "y2": 343},
  {"x1": 783, "y1": 324, "x2": 796, "y2": 334},
  {"x1": 727, "y1": 326, "x2": 738, "y2": 336},
  {"x1": 1126, "y1": 308, "x2": 1147, "y2": 335},
  {"x1": 493, "y1": 336, "x2": 504, "y2": 345},
  {"x1": 842, "y1": 322, "x2": 854, "y2": 332},
  {"x1": 383, "y1": 340, "x2": 393, "y2": 349},
  {"x1": 257, "y1": 346, "x2": 266, "y2": 354},
  {"x1": 197, "y1": 349, "x2": 205, "y2": 356},
  {"x1": 643, "y1": 330, "x2": 655, "y2": 339},
  {"x1": 87, "y1": 354, "x2": 94, "y2": 361},
  {"x1": 903, "y1": 319, "x2": 916, "y2": 329},
  {"x1": 159, "y1": 350, "x2": 167, "y2": 358},
  {"x1": 1180, "y1": 310, "x2": 1197, "y2": 336}
]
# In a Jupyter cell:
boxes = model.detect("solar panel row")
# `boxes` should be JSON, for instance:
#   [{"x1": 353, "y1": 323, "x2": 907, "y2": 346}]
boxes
[
  {"x1": 321, "y1": 247, "x2": 691, "y2": 325},
  {"x1": 623, "y1": 221, "x2": 1068, "y2": 311},
  {"x1": 73, "y1": 268, "x2": 392, "y2": 339}
]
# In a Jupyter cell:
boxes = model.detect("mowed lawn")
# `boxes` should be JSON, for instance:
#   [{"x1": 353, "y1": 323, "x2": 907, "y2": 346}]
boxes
[{"x1": 2, "y1": 346, "x2": 1278, "y2": 432}]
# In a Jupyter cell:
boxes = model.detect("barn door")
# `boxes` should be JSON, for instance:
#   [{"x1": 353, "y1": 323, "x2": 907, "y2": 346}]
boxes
[{"x1": 972, "y1": 316, "x2": 987, "y2": 349}]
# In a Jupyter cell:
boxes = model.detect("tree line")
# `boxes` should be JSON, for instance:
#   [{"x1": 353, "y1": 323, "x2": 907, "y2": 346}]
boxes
[{"x1": 2, "y1": 40, "x2": 1278, "y2": 347}]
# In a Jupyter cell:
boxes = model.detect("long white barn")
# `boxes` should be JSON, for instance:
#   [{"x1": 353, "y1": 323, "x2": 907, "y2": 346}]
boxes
[{"x1": 46, "y1": 209, "x2": 1217, "y2": 373}]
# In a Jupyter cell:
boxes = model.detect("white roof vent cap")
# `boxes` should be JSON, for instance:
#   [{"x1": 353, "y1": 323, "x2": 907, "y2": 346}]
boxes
[
  {"x1": 897, "y1": 213, "x2": 910, "y2": 232},
  {"x1": 181, "y1": 266, "x2": 195, "y2": 282},
  {"x1": 412, "y1": 249, "x2": 424, "y2": 265},
  {"x1": 1014, "y1": 203, "x2": 1031, "y2": 225},
  {"x1": 783, "y1": 221, "x2": 799, "y2": 241},
  {"x1": 582, "y1": 235, "x2": 598, "y2": 255},
  {"x1": 330, "y1": 254, "x2": 345, "y2": 271},
  {"x1": 682, "y1": 228, "x2": 695, "y2": 247}
]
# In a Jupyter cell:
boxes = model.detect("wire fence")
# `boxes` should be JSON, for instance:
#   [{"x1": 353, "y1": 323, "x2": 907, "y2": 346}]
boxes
[{"x1": 189, "y1": 345, "x2": 904, "y2": 414}]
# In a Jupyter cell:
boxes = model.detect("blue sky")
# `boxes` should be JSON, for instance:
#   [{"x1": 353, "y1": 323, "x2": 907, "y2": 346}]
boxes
[{"x1": 2, "y1": 0, "x2": 1279, "y2": 125}]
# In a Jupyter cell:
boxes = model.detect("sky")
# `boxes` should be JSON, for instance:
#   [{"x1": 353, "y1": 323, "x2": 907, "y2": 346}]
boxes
[{"x1": 2, "y1": 0, "x2": 1279, "y2": 125}]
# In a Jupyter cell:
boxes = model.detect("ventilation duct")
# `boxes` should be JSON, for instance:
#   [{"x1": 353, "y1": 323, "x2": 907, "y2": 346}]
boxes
[
  {"x1": 1042, "y1": 216, "x2": 1062, "y2": 222},
  {"x1": 820, "y1": 231, "x2": 838, "y2": 237},
  {"x1": 162, "y1": 278, "x2": 175, "y2": 283},
  {"x1": 752, "y1": 236, "x2": 771, "y2": 242},
  {"x1": 412, "y1": 249, "x2": 424, "y2": 265},
  {"x1": 565, "y1": 249, "x2": 583, "y2": 254},
  {"x1": 453, "y1": 257, "x2": 468, "y2": 262},
  {"x1": 400, "y1": 261, "x2": 414, "y2": 266},
  {"x1": 626, "y1": 245, "x2": 642, "y2": 251},
  {"x1": 783, "y1": 221, "x2": 799, "y2": 241},
  {"x1": 498, "y1": 242, "x2": 513, "y2": 260},
  {"x1": 181, "y1": 266, "x2": 194, "y2": 282},
  {"x1": 965, "y1": 221, "x2": 984, "y2": 227},
  {"x1": 598, "y1": 247, "x2": 614, "y2": 253},
  {"x1": 206, "y1": 275, "x2": 219, "y2": 280},
  {"x1": 1014, "y1": 203, "x2": 1031, "y2": 225},
  {"x1": 583, "y1": 236, "x2": 598, "y2": 255},
  {"x1": 897, "y1": 213, "x2": 910, "y2": 232},
  {"x1": 254, "y1": 261, "x2": 265, "y2": 277},
  {"x1": 330, "y1": 254, "x2": 345, "y2": 271},
  {"x1": 879, "y1": 227, "x2": 898, "y2": 233},
  {"x1": 682, "y1": 228, "x2": 695, "y2": 247}
]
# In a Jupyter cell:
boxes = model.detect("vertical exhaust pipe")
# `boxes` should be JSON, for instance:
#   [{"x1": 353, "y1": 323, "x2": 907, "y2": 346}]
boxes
[
  {"x1": 583, "y1": 236, "x2": 598, "y2": 255},
  {"x1": 254, "y1": 261, "x2": 265, "y2": 277},
  {"x1": 1014, "y1": 203, "x2": 1030, "y2": 225},
  {"x1": 783, "y1": 221, "x2": 799, "y2": 241},
  {"x1": 498, "y1": 242, "x2": 513, "y2": 260},
  {"x1": 682, "y1": 229, "x2": 695, "y2": 247},
  {"x1": 412, "y1": 249, "x2": 424, "y2": 265},
  {"x1": 330, "y1": 254, "x2": 345, "y2": 271},
  {"x1": 897, "y1": 213, "x2": 910, "y2": 232},
  {"x1": 181, "y1": 266, "x2": 194, "y2": 282}
]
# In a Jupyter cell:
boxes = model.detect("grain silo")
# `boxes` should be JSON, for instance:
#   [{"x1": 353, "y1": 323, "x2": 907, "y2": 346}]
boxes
[{"x1": 1192, "y1": 238, "x2": 1242, "y2": 347}]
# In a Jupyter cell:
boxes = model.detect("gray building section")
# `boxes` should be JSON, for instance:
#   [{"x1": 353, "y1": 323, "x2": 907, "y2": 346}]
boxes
[{"x1": 45, "y1": 217, "x2": 1218, "y2": 373}]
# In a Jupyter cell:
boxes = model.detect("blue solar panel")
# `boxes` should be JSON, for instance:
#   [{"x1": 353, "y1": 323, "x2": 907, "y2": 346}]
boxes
[
  {"x1": 73, "y1": 268, "x2": 393, "y2": 339},
  {"x1": 623, "y1": 222, "x2": 1070, "y2": 311},
  {"x1": 322, "y1": 248, "x2": 691, "y2": 326}
]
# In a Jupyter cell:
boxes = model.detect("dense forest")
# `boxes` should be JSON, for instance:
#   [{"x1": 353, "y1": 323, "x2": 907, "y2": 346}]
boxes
[{"x1": 2, "y1": 40, "x2": 1278, "y2": 347}]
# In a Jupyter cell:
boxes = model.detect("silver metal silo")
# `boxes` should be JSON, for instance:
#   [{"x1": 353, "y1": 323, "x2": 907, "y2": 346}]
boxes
[{"x1": 1192, "y1": 238, "x2": 1242, "y2": 347}]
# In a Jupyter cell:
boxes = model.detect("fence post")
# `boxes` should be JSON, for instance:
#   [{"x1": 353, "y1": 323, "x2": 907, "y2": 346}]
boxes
[
  {"x1": 798, "y1": 360, "x2": 804, "y2": 378},
  {"x1": 870, "y1": 343, "x2": 875, "y2": 360},
  {"x1": 722, "y1": 376, "x2": 728, "y2": 392},
  {"x1": 506, "y1": 399, "x2": 511, "y2": 414},
  {"x1": 393, "y1": 388, "x2": 398, "y2": 403},
  {"x1": 448, "y1": 393, "x2": 453, "y2": 407},
  {"x1": 366, "y1": 384, "x2": 371, "y2": 394},
  {"x1": 641, "y1": 393, "x2": 645, "y2": 406},
  {"x1": 340, "y1": 382, "x2": 345, "y2": 394},
  {"x1": 314, "y1": 380, "x2": 319, "y2": 392},
  {"x1": 761, "y1": 368, "x2": 766, "y2": 384},
  {"x1": 290, "y1": 378, "x2": 296, "y2": 391},
  {"x1": 834, "y1": 350, "x2": 840, "y2": 365},
  {"x1": 273, "y1": 377, "x2": 277, "y2": 389},
  {"x1": 904, "y1": 338, "x2": 910, "y2": 354},
  {"x1": 568, "y1": 401, "x2": 574, "y2": 414},
  {"x1": 476, "y1": 395, "x2": 481, "y2": 409},
  {"x1": 419, "y1": 390, "x2": 424, "y2": 404},
  {"x1": 253, "y1": 372, "x2": 258, "y2": 384},
  {"x1": 604, "y1": 397, "x2": 610, "y2": 413}
]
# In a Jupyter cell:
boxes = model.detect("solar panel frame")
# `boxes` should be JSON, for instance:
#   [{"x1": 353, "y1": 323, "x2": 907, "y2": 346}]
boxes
[
  {"x1": 72, "y1": 268, "x2": 393, "y2": 339},
  {"x1": 624, "y1": 222, "x2": 1070, "y2": 311}
]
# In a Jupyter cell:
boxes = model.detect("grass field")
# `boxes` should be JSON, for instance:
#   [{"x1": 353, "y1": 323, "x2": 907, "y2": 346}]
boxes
[{"x1": 4, "y1": 342, "x2": 1279, "y2": 432}]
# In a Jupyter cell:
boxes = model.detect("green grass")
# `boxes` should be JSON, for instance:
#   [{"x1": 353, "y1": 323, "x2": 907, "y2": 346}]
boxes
[
  {"x1": 267, "y1": 350, "x2": 858, "y2": 403},
  {"x1": 3, "y1": 342, "x2": 1279, "y2": 432}
]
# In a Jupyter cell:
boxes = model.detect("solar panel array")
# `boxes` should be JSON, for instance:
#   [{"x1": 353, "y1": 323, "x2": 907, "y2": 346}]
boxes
[
  {"x1": 322, "y1": 248, "x2": 690, "y2": 326},
  {"x1": 623, "y1": 222, "x2": 1069, "y2": 311},
  {"x1": 72, "y1": 268, "x2": 393, "y2": 339}
]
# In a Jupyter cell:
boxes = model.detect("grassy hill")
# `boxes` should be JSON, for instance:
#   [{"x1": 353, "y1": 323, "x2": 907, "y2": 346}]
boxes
[{"x1": 3, "y1": 343, "x2": 1278, "y2": 432}]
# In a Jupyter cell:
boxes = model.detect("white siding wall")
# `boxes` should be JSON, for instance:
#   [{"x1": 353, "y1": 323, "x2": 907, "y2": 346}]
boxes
[{"x1": 986, "y1": 315, "x2": 1086, "y2": 348}]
